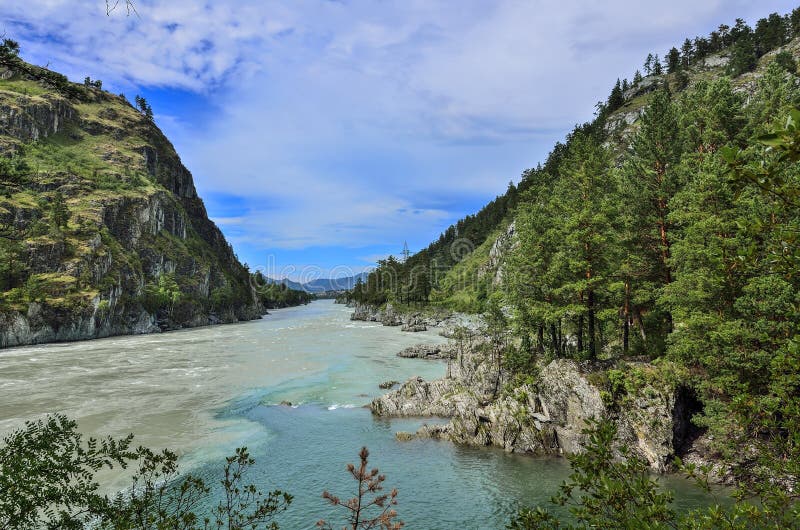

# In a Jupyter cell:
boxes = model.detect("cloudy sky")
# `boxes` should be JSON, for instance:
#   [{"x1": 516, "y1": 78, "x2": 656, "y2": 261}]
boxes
[{"x1": 1, "y1": 0, "x2": 796, "y2": 280}]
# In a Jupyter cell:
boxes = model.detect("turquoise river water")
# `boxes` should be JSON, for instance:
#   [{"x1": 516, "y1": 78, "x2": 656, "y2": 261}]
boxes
[{"x1": 0, "y1": 300, "x2": 713, "y2": 528}]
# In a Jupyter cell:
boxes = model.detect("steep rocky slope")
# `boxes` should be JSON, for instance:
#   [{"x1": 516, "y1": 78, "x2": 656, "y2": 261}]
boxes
[{"x1": 0, "y1": 59, "x2": 261, "y2": 347}]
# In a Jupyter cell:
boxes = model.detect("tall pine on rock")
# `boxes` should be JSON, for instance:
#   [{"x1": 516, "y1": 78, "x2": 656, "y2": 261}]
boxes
[
  {"x1": 621, "y1": 88, "x2": 684, "y2": 354},
  {"x1": 550, "y1": 129, "x2": 619, "y2": 359}
]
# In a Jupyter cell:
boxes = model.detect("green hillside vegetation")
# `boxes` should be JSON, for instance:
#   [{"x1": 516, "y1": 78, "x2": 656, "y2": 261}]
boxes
[
  {"x1": 348, "y1": 7, "x2": 800, "y2": 515},
  {"x1": 253, "y1": 271, "x2": 315, "y2": 308},
  {"x1": 0, "y1": 38, "x2": 306, "y2": 340},
  {"x1": 427, "y1": 222, "x2": 509, "y2": 313}
]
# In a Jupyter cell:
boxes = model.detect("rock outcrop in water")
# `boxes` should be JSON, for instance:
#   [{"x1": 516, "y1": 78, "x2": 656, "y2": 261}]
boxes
[
  {"x1": 373, "y1": 338, "x2": 697, "y2": 473},
  {"x1": 0, "y1": 60, "x2": 261, "y2": 348},
  {"x1": 350, "y1": 302, "x2": 482, "y2": 337},
  {"x1": 397, "y1": 343, "x2": 456, "y2": 360}
]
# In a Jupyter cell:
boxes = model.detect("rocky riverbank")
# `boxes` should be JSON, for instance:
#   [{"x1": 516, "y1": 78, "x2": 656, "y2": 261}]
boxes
[
  {"x1": 397, "y1": 343, "x2": 457, "y2": 360},
  {"x1": 349, "y1": 302, "x2": 481, "y2": 337},
  {"x1": 372, "y1": 335, "x2": 708, "y2": 475}
]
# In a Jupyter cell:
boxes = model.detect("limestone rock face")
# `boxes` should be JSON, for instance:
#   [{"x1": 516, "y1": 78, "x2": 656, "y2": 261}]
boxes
[
  {"x1": 0, "y1": 94, "x2": 76, "y2": 146},
  {"x1": 370, "y1": 377, "x2": 470, "y2": 417},
  {"x1": 479, "y1": 221, "x2": 516, "y2": 287},
  {"x1": 401, "y1": 317, "x2": 427, "y2": 332}
]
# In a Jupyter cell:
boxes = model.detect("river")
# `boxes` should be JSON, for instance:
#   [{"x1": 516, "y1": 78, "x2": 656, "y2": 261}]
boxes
[{"x1": 0, "y1": 299, "x2": 713, "y2": 528}]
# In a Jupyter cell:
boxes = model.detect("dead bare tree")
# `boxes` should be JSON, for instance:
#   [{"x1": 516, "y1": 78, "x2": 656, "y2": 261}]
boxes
[{"x1": 105, "y1": 0, "x2": 138, "y2": 16}]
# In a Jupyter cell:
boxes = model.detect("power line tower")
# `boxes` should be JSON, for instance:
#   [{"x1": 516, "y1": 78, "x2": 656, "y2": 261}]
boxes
[{"x1": 402, "y1": 241, "x2": 410, "y2": 263}]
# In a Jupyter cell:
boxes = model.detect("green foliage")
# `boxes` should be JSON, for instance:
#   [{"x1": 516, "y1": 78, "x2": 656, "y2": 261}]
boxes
[
  {"x1": 50, "y1": 191, "x2": 70, "y2": 229},
  {"x1": 773, "y1": 50, "x2": 797, "y2": 73},
  {"x1": 135, "y1": 95, "x2": 154, "y2": 121},
  {"x1": 0, "y1": 150, "x2": 31, "y2": 187},
  {"x1": 509, "y1": 420, "x2": 800, "y2": 529},
  {"x1": 607, "y1": 79, "x2": 624, "y2": 112},
  {"x1": 0, "y1": 414, "x2": 292, "y2": 530},
  {"x1": 251, "y1": 272, "x2": 314, "y2": 309},
  {"x1": 349, "y1": 182, "x2": 521, "y2": 311},
  {"x1": 141, "y1": 273, "x2": 182, "y2": 316},
  {"x1": 728, "y1": 35, "x2": 757, "y2": 76},
  {"x1": 0, "y1": 40, "x2": 85, "y2": 100},
  {"x1": 0, "y1": 414, "x2": 136, "y2": 529},
  {"x1": 83, "y1": 76, "x2": 103, "y2": 89}
]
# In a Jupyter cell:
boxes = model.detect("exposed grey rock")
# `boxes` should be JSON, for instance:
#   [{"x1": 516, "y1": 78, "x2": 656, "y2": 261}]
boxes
[
  {"x1": 478, "y1": 221, "x2": 516, "y2": 287},
  {"x1": 397, "y1": 343, "x2": 454, "y2": 360},
  {"x1": 378, "y1": 380, "x2": 399, "y2": 389},
  {"x1": 536, "y1": 359, "x2": 606, "y2": 456},
  {"x1": 702, "y1": 53, "x2": 730, "y2": 69},
  {"x1": 401, "y1": 318, "x2": 427, "y2": 332},
  {"x1": 622, "y1": 75, "x2": 661, "y2": 100},
  {"x1": 371, "y1": 376, "x2": 474, "y2": 417},
  {"x1": 0, "y1": 94, "x2": 76, "y2": 143},
  {"x1": 374, "y1": 340, "x2": 692, "y2": 471}
]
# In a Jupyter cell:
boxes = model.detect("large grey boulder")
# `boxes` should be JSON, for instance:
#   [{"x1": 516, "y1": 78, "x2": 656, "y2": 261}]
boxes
[{"x1": 537, "y1": 359, "x2": 606, "y2": 455}]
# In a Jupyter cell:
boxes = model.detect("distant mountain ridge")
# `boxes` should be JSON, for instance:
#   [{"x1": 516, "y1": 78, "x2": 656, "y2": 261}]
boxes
[{"x1": 268, "y1": 272, "x2": 369, "y2": 293}]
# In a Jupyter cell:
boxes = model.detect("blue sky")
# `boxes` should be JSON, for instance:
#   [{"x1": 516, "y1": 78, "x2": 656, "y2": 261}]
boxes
[{"x1": 2, "y1": 0, "x2": 796, "y2": 280}]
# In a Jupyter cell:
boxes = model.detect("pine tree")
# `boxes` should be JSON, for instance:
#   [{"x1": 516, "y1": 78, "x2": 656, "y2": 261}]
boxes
[
  {"x1": 621, "y1": 89, "x2": 684, "y2": 349},
  {"x1": 550, "y1": 130, "x2": 619, "y2": 359},
  {"x1": 680, "y1": 39, "x2": 693, "y2": 68},
  {"x1": 50, "y1": 191, "x2": 70, "y2": 229},
  {"x1": 506, "y1": 168, "x2": 566, "y2": 356},
  {"x1": 652, "y1": 55, "x2": 663, "y2": 75},
  {"x1": 644, "y1": 53, "x2": 654, "y2": 75},
  {"x1": 666, "y1": 47, "x2": 681, "y2": 74},
  {"x1": 728, "y1": 35, "x2": 757, "y2": 76},
  {"x1": 754, "y1": 12, "x2": 788, "y2": 55},
  {"x1": 607, "y1": 79, "x2": 624, "y2": 111}
]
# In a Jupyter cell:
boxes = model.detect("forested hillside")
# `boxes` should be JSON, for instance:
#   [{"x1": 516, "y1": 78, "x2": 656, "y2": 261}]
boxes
[{"x1": 349, "y1": 7, "x2": 800, "y2": 498}]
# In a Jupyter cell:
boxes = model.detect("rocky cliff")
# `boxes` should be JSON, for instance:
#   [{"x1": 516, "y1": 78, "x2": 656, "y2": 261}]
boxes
[
  {"x1": 373, "y1": 338, "x2": 700, "y2": 473},
  {"x1": 0, "y1": 59, "x2": 261, "y2": 347}
]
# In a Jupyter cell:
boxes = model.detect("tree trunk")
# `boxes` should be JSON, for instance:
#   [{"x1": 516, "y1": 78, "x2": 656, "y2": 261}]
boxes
[
  {"x1": 558, "y1": 319, "x2": 563, "y2": 357},
  {"x1": 587, "y1": 289, "x2": 596, "y2": 359},
  {"x1": 537, "y1": 325, "x2": 545, "y2": 354},
  {"x1": 623, "y1": 280, "x2": 630, "y2": 354},
  {"x1": 576, "y1": 314, "x2": 584, "y2": 354}
]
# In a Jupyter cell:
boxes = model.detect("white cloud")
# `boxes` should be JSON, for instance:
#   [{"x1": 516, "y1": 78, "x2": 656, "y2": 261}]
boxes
[{"x1": 3, "y1": 0, "x2": 796, "y2": 257}]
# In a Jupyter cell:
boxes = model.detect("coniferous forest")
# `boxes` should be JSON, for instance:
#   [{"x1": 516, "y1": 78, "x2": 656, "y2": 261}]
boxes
[
  {"x1": 2, "y1": 4, "x2": 800, "y2": 530},
  {"x1": 348, "y1": 8, "x2": 800, "y2": 526}
]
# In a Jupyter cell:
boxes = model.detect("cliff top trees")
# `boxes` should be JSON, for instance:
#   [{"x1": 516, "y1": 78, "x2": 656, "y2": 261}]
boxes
[
  {"x1": 620, "y1": 88, "x2": 684, "y2": 353},
  {"x1": 551, "y1": 129, "x2": 619, "y2": 359},
  {"x1": 135, "y1": 95, "x2": 154, "y2": 121},
  {"x1": 607, "y1": 79, "x2": 624, "y2": 112},
  {"x1": 666, "y1": 47, "x2": 681, "y2": 74}
]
